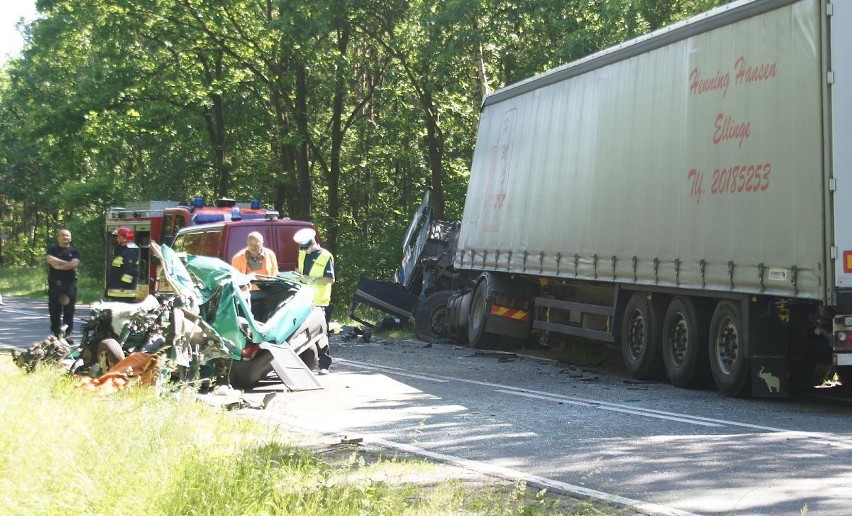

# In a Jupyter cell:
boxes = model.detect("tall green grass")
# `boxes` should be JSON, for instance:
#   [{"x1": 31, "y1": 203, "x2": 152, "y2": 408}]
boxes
[
  {"x1": 0, "y1": 266, "x2": 103, "y2": 304},
  {"x1": 0, "y1": 360, "x2": 592, "y2": 515}
]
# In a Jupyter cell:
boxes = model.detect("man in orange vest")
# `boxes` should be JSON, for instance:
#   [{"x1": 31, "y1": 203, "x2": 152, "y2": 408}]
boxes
[
  {"x1": 230, "y1": 231, "x2": 280, "y2": 320},
  {"x1": 294, "y1": 227, "x2": 335, "y2": 374},
  {"x1": 231, "y1": 231, "x2": 279, "y2": 282}
]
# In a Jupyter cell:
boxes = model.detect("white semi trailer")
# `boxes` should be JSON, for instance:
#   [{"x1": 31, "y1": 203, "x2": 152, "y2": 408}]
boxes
[{"x1": 349, "y1": 0, "x2": 852, "y2": 397}]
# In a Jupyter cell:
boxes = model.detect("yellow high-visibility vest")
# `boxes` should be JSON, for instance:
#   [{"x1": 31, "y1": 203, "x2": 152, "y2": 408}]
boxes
[{"x1": 297, "y1": 248, "x2": 333, "y2": 306}]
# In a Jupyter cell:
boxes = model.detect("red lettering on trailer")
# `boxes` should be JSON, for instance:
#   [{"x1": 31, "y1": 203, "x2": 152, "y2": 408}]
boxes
[
  {"x1": 713, "y1": 112, "x2": 751, "y2": 147},
  {"x1": 689, "y1": 68, "x2": 730, "y2": 97},
  {"x1": 734, "y1": 56, "x2": 777, "y2": 84}
]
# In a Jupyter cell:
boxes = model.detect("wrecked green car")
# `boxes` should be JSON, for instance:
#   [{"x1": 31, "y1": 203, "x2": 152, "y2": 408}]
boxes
[
  {"x1": 173, "y1": 244, "x2": 328, "y2": 388},
  {"x1": 18, "y1": 243, "x2": 327, "y2": 391}
]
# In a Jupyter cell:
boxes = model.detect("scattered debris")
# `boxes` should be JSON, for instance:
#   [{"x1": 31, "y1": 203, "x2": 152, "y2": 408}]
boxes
[
  {"x1": 261, "y1": 392, "x2": 278, "y2": 409},
  {"x1": 72, "y1": 352, "x2": 162, "y2": 395},
  {"x1": 472, "y1": 350, "x2": 518, "y2": 359},
  {"x1": 11, "y1": 335, "x2": 70, "y2": 372},
  {"x1": 341, "y1": 325, "x2": 372, "y2": 343},
  {"x1": 623, "y1": 379, "x2": 658, "y2": 385},
  {"x1": 577, "y1": 376, "x2": 600, "y2": 382}
]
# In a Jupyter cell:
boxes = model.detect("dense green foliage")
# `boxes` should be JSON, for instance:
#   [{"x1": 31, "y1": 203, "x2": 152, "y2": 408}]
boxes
[{"x1": 0, "y1": 0, "x2": 728, "y2": 308}]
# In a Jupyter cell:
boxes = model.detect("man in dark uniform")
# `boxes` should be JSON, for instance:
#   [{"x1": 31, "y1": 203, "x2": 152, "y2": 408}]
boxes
[
  {"x1": 106, "y1": 226, "x2": 140, "y2": 301},
  {"x1": 45, "y1": 228, "x2": 81, "y2": 338}
]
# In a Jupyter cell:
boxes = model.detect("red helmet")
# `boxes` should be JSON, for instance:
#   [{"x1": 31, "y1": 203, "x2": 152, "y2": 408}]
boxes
[{"x1": 115, "y1": 226, "x2": 135, "y2": 241}]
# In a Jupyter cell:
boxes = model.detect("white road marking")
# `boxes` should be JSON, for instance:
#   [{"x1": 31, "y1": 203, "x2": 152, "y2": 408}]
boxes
[
  {"x1": 496, "y1": 388, "x2": 724, "y2": 427},
  {"x1": 342, "y1": 358, "x2": 852, "y2": 449},
  {"x1": 261, "y1": 412, "x2": 699, "y2": 516},
  {"x1": 366, "y1": 435, "x2": 701, "y2": 516}
]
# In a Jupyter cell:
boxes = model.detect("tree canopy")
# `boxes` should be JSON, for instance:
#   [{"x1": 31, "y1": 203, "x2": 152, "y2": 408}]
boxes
[{"x1": 0, "y1": 0, "x2": 728, "y2": 305}]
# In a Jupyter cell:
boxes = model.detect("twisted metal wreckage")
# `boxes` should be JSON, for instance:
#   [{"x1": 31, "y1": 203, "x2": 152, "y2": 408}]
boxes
[{"x1": 12, "y1": 243, "x2": 327, "y2": 395}]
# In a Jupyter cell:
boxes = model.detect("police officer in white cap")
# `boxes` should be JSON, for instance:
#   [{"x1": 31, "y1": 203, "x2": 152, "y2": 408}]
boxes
[{"x1": 293, "y1": 227, "x2": 335, "y2": 374}]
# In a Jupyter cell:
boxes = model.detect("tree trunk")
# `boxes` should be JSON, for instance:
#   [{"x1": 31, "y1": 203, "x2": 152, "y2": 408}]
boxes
[
  {"x1": 326, "y1": 24, "x2": 351, "y2": 254},
  {"x1": 420, "y1": 88, "x2": 445, "y2": 220},
  {"x1": 294, "y1": 63, "x2": 312, "y2": 221}
]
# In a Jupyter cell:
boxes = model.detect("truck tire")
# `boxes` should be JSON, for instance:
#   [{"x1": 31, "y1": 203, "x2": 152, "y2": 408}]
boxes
[
  {"x1": 468, "y1": 279, "x2": 502, "y2": 349},
  {"x1": 708, "y1": 300, "x2": 750, "y2": 397},
  {"x1": 414, "y1": 290, "x2": 453, "y2": 343},
  {"x1": 662, "y1": 297, "x2": 710, "y2": 388},
  {"x1": 620, "y1": 292, "x2": 665, "y2": 380},
  {"x1": 97, "y1": 338, "x2": 125, "y2": 373}
]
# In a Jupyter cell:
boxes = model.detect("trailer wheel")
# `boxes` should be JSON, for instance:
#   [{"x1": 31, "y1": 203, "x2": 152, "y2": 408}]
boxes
[
  {"x1": 97, "y1": 338, "x2": 125, "y2": 373},
  {"x1": 662, "y1": 297, "x2": 710, "y2": 388},
  {"x1": 414, "y1": 290, "x2": 453, "y2": 343},
  {"x1": 620, "y1": 292, "x2": 665, "y2": 380},
  {"x1": 708, "y1": 300, "x2": 750, "y2": 397}
]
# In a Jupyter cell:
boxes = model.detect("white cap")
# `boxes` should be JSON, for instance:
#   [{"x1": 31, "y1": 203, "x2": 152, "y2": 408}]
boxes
[{"x1": 293, "y1": 227, "x2": 316, "y2": 245}]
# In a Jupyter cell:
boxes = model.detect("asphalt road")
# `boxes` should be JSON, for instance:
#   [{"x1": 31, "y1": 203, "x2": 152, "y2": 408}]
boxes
[
  {"x1": 0, "y1": 296, "x2": 90, "y2": 351},
  {"x1": 249, "y1": 337, "x2": 852, "y2": 516},
  {"x1": 3, "y1": 296, "x2": 852, "y2": 515}
]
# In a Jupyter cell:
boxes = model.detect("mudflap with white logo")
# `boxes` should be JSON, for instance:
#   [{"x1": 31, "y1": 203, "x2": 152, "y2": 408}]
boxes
[
  {"x1": 748, "y1": 302, "x2": 789, "y2": 398},
  {"x1": 750, "y1": 357, "x2": 787, "y2": 397}
]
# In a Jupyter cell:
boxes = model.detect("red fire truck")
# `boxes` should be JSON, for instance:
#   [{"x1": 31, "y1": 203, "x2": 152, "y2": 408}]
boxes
[{"x1": 104, "y1": 198, "x2": 273, "y2": 298}]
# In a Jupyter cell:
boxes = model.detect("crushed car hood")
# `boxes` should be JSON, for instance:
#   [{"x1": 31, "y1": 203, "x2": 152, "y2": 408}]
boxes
[{"x1": 155, "y1": 243, "x2": 316, "y2": 358}]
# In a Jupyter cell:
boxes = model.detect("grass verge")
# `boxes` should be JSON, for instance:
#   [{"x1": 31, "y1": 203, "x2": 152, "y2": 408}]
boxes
[
  {"x1": 0, "y1": 266, "x2": 103, "y2": 304},
  {"x1": 0, "y1": 359, "x2": 614, "y2": 515}
]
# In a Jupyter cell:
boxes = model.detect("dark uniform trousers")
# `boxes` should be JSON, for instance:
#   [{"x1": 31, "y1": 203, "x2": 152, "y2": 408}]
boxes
[{"x1": 48, "y1": 278, "x2": 77, "y2": 337}]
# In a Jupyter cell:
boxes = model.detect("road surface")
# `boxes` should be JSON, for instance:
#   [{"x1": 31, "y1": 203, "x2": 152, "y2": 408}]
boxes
[{"x1": 3, "y1": 296, "x2": 851, "y2": 515}]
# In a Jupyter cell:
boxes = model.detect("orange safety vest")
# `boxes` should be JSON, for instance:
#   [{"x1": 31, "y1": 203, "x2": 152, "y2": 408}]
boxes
[
  {"x1": 231, "y1": 248, "x2": 278, "y2": 290},
  {"x1": 231, "y1": 249, "x2": 278, "y2": 277}
]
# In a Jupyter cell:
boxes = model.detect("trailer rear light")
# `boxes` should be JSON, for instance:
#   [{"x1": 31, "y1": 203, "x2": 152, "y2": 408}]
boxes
[
  {"x1": 845, "y1": 251, "x2": 852, "y2": 273},
  {"x1": 835, "y1": 332, "x2": 852, "y2": 351},
  {"x1": 494, "y1": 294, "x2": 526, "y2": 310}
]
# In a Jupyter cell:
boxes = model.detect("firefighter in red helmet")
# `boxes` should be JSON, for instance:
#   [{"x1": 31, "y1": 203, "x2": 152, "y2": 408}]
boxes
[{"x1": 106, "y1": 226, "x2": 140, "y2": 301}]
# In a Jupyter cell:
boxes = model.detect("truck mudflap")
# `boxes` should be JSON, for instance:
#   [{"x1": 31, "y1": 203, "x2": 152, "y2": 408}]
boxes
[
  {"x1": 747, "y1": 302, "x2": 789, "y2": 397},
  {"x1": 348, "y1": 276, "x2": 419, "y2": 328},
  {"x1": 750, "y1": 357, "x2": 788, "y2": 397},
  {"x1": 485, "y1": 310, "x2": 530, "y2": 339}
]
